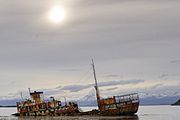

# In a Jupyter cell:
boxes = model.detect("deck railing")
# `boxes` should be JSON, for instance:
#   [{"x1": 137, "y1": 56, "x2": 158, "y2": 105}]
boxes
[{"x1": 114, "y1": 93, "x2": 139, "y2": 103}]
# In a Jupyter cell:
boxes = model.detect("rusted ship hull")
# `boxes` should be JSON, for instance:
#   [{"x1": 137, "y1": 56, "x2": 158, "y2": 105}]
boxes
[
  {"x1": 99, "y1": 102, "x2": 139, "y2": 116},
  {"x1": 13, "y1": 96, "x2": 139, "y2": 116},
  {"x1": 81, "y1": 103, "x2": 139, "y2": 116}
]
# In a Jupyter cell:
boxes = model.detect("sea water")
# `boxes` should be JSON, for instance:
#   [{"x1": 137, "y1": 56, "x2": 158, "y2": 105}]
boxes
[{"x1": 0, "y1": 105, "x2": 179, "y2": 120}]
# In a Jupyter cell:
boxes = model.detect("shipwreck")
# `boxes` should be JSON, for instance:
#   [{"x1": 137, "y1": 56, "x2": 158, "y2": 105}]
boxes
[{"x1": 13, "y1": 60, "x2": 139, "y2": 116}]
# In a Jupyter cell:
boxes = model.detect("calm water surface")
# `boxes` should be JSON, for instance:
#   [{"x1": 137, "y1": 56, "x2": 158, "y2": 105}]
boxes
[{"x1": 0, "y1": 105, "x2": 179, "y2": 120}]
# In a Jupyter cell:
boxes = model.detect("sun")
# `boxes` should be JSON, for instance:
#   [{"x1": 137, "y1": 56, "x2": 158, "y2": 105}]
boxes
[{"x1": 49, "y1": 6, "x2": 65, "y2": 23}]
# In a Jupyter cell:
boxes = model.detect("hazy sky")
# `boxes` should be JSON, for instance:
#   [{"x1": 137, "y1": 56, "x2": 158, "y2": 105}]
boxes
[{"x1": 0, "y1": 0, "x2": 180, "y2": 100}]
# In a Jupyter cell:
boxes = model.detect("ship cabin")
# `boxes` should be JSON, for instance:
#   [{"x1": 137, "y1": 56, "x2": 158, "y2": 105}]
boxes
[
  {"x1": 30, "y1": 91, "x2": 43, "y2": 104},
  {"x1": 98, "y1": 93, "x2": 139, "y2": 115},
  {"x1": 16, "y1": 91, "x2": 61, "y2": 116}
]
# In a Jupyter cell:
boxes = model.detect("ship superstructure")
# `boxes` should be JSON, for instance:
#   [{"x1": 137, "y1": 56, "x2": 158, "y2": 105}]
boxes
[
  {"x1": 91, "y1": 59, "x2": 139, "y2": 115},
  {"x1": 15, "y1": 90, "x2": 79, "y2": 116}
]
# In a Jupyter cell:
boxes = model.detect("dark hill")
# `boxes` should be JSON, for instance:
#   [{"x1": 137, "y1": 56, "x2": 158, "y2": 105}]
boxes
[{"x1": 171, "y1": 99, "x2": 180, "y2": 105}]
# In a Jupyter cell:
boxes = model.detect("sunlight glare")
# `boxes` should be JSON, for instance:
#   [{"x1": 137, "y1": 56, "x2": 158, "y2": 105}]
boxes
[{"x1": 49, "y1": 6, "x2": 65, "y2": 23}]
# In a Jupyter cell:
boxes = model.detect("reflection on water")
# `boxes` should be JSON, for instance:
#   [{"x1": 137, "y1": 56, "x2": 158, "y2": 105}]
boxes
[
  {"x1": 0, "y1": 115, "x2": 138, "y2": 120},
  {"x1": 0, "y1": 115, "x2": 139, "y2": 120},
  {"x1": 0, "y1": 106, "x2": 180, "y2": 120}
]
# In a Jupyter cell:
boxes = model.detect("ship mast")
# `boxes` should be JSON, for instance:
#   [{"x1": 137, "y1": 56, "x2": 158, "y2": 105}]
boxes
[{"x1": 91, "y1": 59, "x2": 101, "y2": 109}]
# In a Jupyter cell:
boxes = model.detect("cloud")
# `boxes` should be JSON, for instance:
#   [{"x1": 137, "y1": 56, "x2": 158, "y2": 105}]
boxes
[
  {"x1": 61, "y1": 85, "x2": 91, "y2": 92},
  {"x1": 170, "y1": 60, "x2": 180, "y2": 64},
  {"x1": 43, "y1": 88, "x2": 65, "y2": 96},
  {"x1": 106, "y1": 87, "x2": 118, "y2": 91},
  {"x1": 5, "y1": 79, "x2": 145, "y2": 99},
  {"x1": 98, "y1": 79, "x2": 144, "y2": 87},
  {"x1": 148, "y1": 83, "x2": 164, "y2": 89},
  {"x1": 60, "y1": 68, "x2": 81, "y2": 71},
  {"x1": 61, "y1": 79, "x2": 144, "y2": 92},
  {"x1": 53, "y1": 79, "x2": 144, "y2": 92},
  {"x1": 2, "y1": 80, "x2": 180, "y2": 103},
  {"x1": 77, "y1": 0, "x2": 124, "y2": 7},
  {"x1": 159, "y1": 74, "x2": 169, "y2": 80},
  {"x1": 103, "y1": 74, "x2": 119, "y2": 78}
]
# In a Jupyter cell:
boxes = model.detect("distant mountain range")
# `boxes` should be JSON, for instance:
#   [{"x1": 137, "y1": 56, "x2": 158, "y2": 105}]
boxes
[
  {"x1": 77, "y1": 93, "x2": 180, "y2": 106},
  {"x1": 0, "y1": 98, "x2": 20, "y2": 106},
  {"x1": 0, "y1": 94, "x2": 179, "y2": 107},
  {"x1": 140, "y1": 96, "x2": 180, "y2": 105}
]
